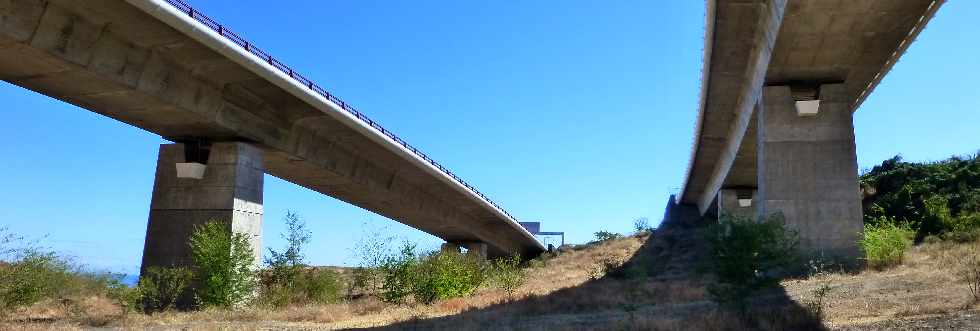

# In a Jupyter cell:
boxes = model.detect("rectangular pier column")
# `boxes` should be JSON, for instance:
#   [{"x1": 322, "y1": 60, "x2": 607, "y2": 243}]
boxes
[
  {"x1": 463, "y1": 242, "x2": 488, "y2": 260},
  {"x1": 140, "y1": 142, "x2": 264, "y2": 275},
  {"x1": 757, "y1": 84, "x2": 862, "y2": 261}
]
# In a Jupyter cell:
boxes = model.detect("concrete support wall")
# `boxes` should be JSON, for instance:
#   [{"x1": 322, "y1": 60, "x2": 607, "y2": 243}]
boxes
[
  {"x1": 757, "y1": 84, "x2": 862, "y2": 260},
  {"x1": 464, "y1": 242, "x2": 488, "y2": 260},
  {"x1": 141, "y1": 142, "x2": 264, "y2": 275},
  {"x1": 717, "y1": 188, "x2": 757, "y2": 220}
]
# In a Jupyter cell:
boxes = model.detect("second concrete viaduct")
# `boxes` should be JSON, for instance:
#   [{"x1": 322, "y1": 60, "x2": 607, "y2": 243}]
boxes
[{"x1": 666, "y1": 0, "x2": 944, "y2": 261}]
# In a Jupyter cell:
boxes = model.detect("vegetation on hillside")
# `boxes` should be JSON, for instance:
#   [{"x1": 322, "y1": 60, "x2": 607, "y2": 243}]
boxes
[{"x1": 861, "y1": 153, "x2": 980, "y2": 241}]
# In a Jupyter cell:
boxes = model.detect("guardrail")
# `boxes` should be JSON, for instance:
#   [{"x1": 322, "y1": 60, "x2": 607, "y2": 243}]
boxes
[{"x1": 162, "y1": 0, "x2": 518, "y2": 222}]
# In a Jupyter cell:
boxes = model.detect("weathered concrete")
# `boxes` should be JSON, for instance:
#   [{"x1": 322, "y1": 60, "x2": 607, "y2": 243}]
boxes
[
  {"x1": 696, "y1": 0, "x2": 786, "y2": 214},
  {"x1": 717, "y1": 188, "x2": 756, "y2": 220},
  {"x1": 757, "y1": 84, "x2": 862, "y2": 259},
  {"x1": 0, "y1": 0, "x2": 542, "y2": 258},
  {"x1": 680, "y1": 0, "x2": 943, "y2": 209},
  {"x1": 141, "y1": 142, "x2": 264, "y2": 274},
  {"x1": 463, "y1": 242, "x2": 488, "y2": 260}
]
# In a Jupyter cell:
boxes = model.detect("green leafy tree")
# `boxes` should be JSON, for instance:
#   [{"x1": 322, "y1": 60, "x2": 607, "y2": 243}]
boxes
[
  {"x1": 188, "y1": 219, "x2": 256, "y2": 308},
  {"x1": 264, "y1": 212, "x2": 311, "y2": 288}
]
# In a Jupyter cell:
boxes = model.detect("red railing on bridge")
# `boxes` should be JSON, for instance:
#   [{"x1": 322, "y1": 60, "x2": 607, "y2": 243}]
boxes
[{"x1": 162, "y1": 0, "x2": 517, "y2": 222}]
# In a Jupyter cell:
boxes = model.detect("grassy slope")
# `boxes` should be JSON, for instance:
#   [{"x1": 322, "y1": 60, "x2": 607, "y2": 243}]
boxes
[{"x1": 3, "y1": 227, "x2": 979, "y2": 330}]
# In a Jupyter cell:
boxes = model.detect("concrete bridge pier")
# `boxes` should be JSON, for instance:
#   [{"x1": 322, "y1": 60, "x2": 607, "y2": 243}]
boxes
[
  {"x1": 717, "y1": 188, "x2": 757, "y2": 220},
  {"x1": 440, "y1": 241, "x2": 488, "y2": 260},
  {"x1": 140, "y1": 142, "x2": 265, "y2": 276},
  {"x1": 756, "y1": 84, "x2": 863, "y2": 261}
]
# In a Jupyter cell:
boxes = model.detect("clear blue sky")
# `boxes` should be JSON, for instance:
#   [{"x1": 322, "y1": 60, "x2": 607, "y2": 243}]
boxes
[{"x1": 0, "y1": 1, "x2": 977, "y2": 274}]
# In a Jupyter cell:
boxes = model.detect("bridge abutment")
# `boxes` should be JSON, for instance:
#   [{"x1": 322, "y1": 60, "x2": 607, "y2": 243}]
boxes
[
  {"x1": 757, "y1": 84, "x2": 863, "y2": 261},
  {"x1": 140, "y1": 142, "x2": 264, "y2": 277}
]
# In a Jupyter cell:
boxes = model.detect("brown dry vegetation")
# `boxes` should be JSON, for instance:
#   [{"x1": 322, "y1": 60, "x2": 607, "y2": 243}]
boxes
[{"x1": 3, "y1": 226, "x2": 979, "y2": 330}]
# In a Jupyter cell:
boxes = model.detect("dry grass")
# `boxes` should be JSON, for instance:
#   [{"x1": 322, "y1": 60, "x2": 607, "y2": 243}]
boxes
[
  {"x1": 4, "y1": 230, "x2": 980, "y2": 330},
  {"x1": 782, "y1": 239, "x2": 980, "y2": 329}
]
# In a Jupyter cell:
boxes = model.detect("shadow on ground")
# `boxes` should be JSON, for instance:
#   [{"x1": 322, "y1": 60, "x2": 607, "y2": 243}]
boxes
[{"x1": 352, "y1": 220, "x2": 827, "y2": 330}]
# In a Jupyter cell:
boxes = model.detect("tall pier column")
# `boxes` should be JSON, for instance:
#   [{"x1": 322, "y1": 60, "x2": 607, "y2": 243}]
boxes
[
  {"x1": 140, "y1": 142, "x2": 264, "y2": 275},
  {"x1": 757, "y1": 84, "x2": 862, "y2": 261}
]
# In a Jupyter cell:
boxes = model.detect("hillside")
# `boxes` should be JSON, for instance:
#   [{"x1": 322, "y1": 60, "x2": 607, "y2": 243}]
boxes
[{"x1": 4, "y1": 221, "x2": 980, "y2": 330}]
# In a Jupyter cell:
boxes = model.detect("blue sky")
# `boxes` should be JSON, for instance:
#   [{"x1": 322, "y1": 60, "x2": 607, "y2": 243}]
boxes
[{"x1": 0, "y1": 1, "x2": 977, "y2": 274}]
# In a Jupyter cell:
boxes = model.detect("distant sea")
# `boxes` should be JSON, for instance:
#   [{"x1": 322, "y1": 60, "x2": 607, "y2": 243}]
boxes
[{"x1": 120, "y1": 274, "x2": 139, "y2": 287}]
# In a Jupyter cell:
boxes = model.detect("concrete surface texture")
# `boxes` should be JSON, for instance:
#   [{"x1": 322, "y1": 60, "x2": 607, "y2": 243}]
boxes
[
  {"x1": 0, "y1": 0, "x2": 541, "y2": 258},
  {"x1": 668, "y1": 0, "x2": 942, "y2": 258},
  {"x1": 757, "y1": 84, "x2": 862, "y2": 259},
  {"x1": 141, "y1": 142, "x2": 264, "y2": 274}
]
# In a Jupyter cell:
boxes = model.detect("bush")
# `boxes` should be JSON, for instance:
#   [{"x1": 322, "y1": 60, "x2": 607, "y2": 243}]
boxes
[
  {"x1": 702, "y1": 214, "x2": 799, "y2": 306},
  {"x1": 859, "y1": 222, "x2": 913, "y2": 269},
  {"x1": 259, "y1": 268, "x2": 344, "y2": 307},
  {"x1": 188, "y1": 219, "x2": 257, "y2": 308},
  {"x1": 0, "y1": 249, "x2": 73, "y2": 315},
  {"x1": 486, "y1": 254, "x2": 525, "y2": 296},
  {"x1": 132, "y1": 266, "x2": 193, "y2": 313},
  {"x1": 0, "y1": 228, "x2": 127, "y2": 316},
  {"x1": 378, "y1": 243, "x2": 419, "y2": 304},
  {"x1": 373, "y1": 243, "x2": 490, "y2": 305},
  {"x1": 303, "y1": 268, "x2": 344, "y2": 304},
  {"x1": 591, "y1": 231, "x2": 622, "y2": 244},
  {"x1": 410, "y1": 251, "x2": 485, "y2": 304}
]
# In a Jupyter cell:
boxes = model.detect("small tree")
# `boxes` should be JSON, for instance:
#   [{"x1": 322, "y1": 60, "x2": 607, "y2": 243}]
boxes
[
  {"x1": 487, "y1": 254, "x2": 526, "y2": 297},
  {"x1": 633, "y1": 217, "x2": 653, "y2": 234},
  {"x1": 264, "y1": 212, "x2": 311, "y2": 289},
  {"x1": 592, "y1": 231, "x2": 622, "y2": 244},
  {"x1": 188, "y1": 219, "x2": 256, "y2": 308}
]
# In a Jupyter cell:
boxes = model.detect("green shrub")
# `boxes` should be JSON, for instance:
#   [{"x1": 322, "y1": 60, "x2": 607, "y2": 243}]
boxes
[
  {"x1": 375, "y1": 243, "x2": 488, "y2": 304},
  {"x1": 859, "y1": 222, "x2": 913, "y2": 269},
  {"x1": 0, "y1": 249, "x2": 73, "y2": 314},
  {"x1": 703, "y1": 214, "x2": 799, "y2": 306},
  {"x1": 0, "y1": 228, "x2": 126, "y2": 316},
  {"x1": 188, "y1": 220, "x2": 256, "y2": 308},
  {"x1": 303, "y1": 268, "x2": 344, "y2": 304},
  {"x1": 130, "y1": 266, "x2": 193, "y2": 313},
  {"x1": 486, "y1": 254, "x2": 525, "y2": 296},
  {"x1": 378, "y1": 243, "x2": 420, "y2": 304},
  {"x1": 943, "y1": 212, "x2": 980, "y2": 242},
  {"x1": 591, "y1": 231, "x2": 622, "y2": 244},
  {"x1": 410, "y1": 251, "x2": 485, "y2": 304},
  {"x1": 944, "y1": 228, "x2": 980, "y2": 243}
]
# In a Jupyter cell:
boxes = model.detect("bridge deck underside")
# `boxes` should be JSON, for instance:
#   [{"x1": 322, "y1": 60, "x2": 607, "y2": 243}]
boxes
[
  {"x1": 681, "y1": 0, "x2": 938, "y2": 208},
  {"x1": 0, "y1": 0, "x2": 540, "y2": 257}
]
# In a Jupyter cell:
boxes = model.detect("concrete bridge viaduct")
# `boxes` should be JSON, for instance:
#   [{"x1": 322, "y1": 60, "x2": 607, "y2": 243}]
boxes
[
  {"x1": 0, "y1": 0, "x2": 544, "y2": 272},
  {"x1": 0, "y1": 0, "x2": 947, "y2": 271},
  {"x1": 665, "y1": 0, "x2": 944, "y2": 260}
]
